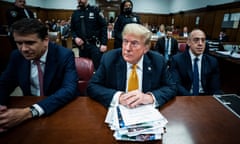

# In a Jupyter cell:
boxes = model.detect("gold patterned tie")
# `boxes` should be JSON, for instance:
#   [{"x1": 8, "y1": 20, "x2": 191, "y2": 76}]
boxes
[{"x1": 128, "y1": 64, "x2": 139, "y2": 92}]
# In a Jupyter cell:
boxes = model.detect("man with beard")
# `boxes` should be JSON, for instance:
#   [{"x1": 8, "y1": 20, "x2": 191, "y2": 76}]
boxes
[{"x1": 71, "y1": 0, "x2": 107, "y2": 70}]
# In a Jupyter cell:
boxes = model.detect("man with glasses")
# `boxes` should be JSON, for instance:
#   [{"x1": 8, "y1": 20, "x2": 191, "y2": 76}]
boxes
[
  {"x1": 169, "y1": 29, "x2": 223, "y2": 96},
  {"x1": 87, "y1": 23, "x2": 176, "y2": 108},
  {"x1": 154, "y1": 26, "x2": 179, "y2": 65}
]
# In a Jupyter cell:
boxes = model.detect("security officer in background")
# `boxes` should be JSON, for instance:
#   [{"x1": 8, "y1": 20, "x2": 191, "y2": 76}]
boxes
[
  {"x1": 6, "y1": 0, "x2": 34, "y2": 50},
  {"x1": 113, "y1": 0, "x2": 141, "y2": 49},
  {"x1": 71, "y1": 0, "x2": 108, "y2": 70}
]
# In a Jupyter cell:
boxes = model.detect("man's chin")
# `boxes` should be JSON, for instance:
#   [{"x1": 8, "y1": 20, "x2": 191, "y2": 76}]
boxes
[{"x1": 23, "y1": 56, "x2": 34, "y2": 60}]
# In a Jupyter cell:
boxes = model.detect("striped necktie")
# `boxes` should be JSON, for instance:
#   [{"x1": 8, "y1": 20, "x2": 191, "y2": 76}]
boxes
[{"x1": 35, "y1": 60, "x2": 44, "y2": 96}]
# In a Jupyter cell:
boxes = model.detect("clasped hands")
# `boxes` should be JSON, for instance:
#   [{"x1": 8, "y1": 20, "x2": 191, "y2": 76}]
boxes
[
  {"x1": 0, "y1": 105, "x2": 31, "y2": 133},
  {"x1": 119, "y1": 90, "x2": 154, "y2": 108}
]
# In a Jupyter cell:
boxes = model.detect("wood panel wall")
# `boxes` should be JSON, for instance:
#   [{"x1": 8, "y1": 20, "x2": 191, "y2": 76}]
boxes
[{"x1": 1, "y1": 1, "x2": 239, "y2": 42}]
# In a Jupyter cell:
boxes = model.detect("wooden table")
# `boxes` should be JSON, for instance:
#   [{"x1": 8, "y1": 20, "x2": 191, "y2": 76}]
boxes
[{"x1": 0, "y1": 96, "x2": 239, "y2": 144}]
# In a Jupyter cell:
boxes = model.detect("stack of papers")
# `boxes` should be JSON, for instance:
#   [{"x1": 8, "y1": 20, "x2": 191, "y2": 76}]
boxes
[
  {"x1": 216, "y1": 50, "x2": 231, "y2": 56},
  {"x1": 230, "y1": 52, "x2": 240, "y2": 59},
  {"x1": 215, "y1": 51, "x2": 240, "y2": 59},
  {"x1": 105, "y1": 104, "x2": 168, "y2": 142}
]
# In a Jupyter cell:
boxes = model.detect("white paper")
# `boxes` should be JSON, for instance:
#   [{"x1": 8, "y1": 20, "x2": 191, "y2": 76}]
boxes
[{"x1": 119, "y1": 104, "x2": 166, "y2": 126}]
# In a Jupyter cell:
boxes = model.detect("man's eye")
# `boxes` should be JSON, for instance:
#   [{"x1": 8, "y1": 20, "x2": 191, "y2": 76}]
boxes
[
  {"x1": 25, "y1": 41, "x2": 35, "y2": 45},
  {"x1": 131, "y1": 41, "x2": 139, "y2": 46},
  {"x1": 16, "y1": 42, "x2": 23, "y2": 45}
]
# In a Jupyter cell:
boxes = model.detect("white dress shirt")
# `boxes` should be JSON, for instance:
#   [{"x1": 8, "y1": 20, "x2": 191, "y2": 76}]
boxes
[
  {"x1": 189, "y1": 49, "x2": 204, "y2": 94},
  {"x1": 110, "y1": 56, "x2": 157, "y2": 107},
  {"x1": 30, "y1": 49, "x2": 48, "y2": 116}
]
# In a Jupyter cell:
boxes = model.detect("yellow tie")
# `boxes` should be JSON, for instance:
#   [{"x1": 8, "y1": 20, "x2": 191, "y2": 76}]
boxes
[{"x1": 128, "y1": 64, "x2": 139, "y2": 91}]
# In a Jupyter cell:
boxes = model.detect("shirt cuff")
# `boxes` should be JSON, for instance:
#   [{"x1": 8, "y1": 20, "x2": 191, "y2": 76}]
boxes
[
  {"x1": 32, "y1": 104, "x2": 45, "y2": 116},
  {"x1": 147, "y1": 92, "x2": 159, "y2": 107},
  {"x1": 110, "y1": 91, "x2": 124, "y2": 107}
]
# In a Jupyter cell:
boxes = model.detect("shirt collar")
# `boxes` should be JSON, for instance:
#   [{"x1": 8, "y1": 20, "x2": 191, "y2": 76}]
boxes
[
  {"x1": 127, "y1": 55, "x2": 144, "y2": 71},
  {"x1": 189, "y1": 49, "x2": 203, "y2": 62},
  {"x1": 31, "y1": 49, "x2": 48, "y2": 64}
]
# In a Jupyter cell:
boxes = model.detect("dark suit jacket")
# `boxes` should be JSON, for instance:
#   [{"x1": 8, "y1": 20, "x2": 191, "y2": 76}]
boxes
[
  {"x1": 179, "y1": 32, "x2": 189, "y2": 37},
  {"x1": 0, "y1": 42, "x2": 78, "y2": 115},
  {"x1": 154, "y1": 37, "x2": 179, "y2": 58},
  {"x1": 87, "y1": 49, "x2": 176, "y2": 108},
  {"x1": 169, "y1": 50, "x2": 222, "y2": 96},
  {"x1": 56, "y1": 26, "x2": 70, "y2": 39},
  {"x1": 113, "y1": 14, "x2": 141, "y2": 48},
  {"x1": 6, "y1": 5, "x2": 34, "y2": 27}
]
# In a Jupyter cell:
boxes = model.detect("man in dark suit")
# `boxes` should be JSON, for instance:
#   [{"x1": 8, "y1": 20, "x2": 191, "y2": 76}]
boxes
[
  {"x1": 56, "y1": 20, "x2": 70, "y2": 47},
  {"x1": 107, "y1": 22, "x2": 114, "y2": 39},
  {"x1": 0, "y1": 19, "x2": 78, "y2": 132},
  {"x1": 219, "y1": 30, "x2": 228, "y2": 42},
  {"x1": 169, "y1": 29, "x2": 222, "y2": 96},
  {"x1": 87, "y1": 23, "x2": 176, "y2": 108},
  {"x1": 179, "y1": 26, "x2": 189, "y2": 38},
  {"x1": 154, "y1": 26, "x2": 178, "y2": 64}
]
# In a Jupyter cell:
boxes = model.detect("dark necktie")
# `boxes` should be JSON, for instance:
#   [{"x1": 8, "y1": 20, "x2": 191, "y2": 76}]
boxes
[
  {"x1": 193, "y1": 57, "x2": 199, "y2": 96},
  {"x1": 35, "y1": 60, "x2": 44, "y2": 96},
  {"x1": 80, "y1": 13, "x2": 87, "y2": 38},
  {"x1": 24, "y1": 9, "x2": 30, "y2": 18},
  {"x1": 165, "y1": 39, "x2": 169, "y2": 61}
]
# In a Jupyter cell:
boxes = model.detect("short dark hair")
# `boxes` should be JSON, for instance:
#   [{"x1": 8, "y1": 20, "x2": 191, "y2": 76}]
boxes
[
  {"x1": 165, "y1": 26, "x2": 173, "y2": 32},
  {"x1": 11, "y1": 18, "x2": 48, "y2": 40}
]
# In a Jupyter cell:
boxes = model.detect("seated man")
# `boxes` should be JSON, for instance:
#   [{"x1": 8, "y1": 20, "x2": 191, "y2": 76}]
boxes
[
  {"x1": 169, "y1": 29, "x2": 223, "y2": 96},
  {"x1": 179, "y1": 26, "x2": 189, "y2": 38},
  {"x1": 154, "y1": 26, "x2": 179, "y2": 64},
  {"x1": 87, "y1": 23, "x2": 176, "y2": 108},
  {"x1": 0, "y1": 18, "x2": 78, "y2": 132}
]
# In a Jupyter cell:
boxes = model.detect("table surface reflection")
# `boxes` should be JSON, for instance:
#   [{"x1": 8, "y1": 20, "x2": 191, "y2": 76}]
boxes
[{"x1": 0, "y1": 96, "x2": 239, "y2": 144}]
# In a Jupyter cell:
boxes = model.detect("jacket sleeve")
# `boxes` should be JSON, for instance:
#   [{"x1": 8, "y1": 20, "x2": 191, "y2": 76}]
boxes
[
  {"x1": 37, "y1": 48, "x2": 78, "y2": 115},
  {"x1": 95, "y1": 7, "x2": 107, "y2": 45}
]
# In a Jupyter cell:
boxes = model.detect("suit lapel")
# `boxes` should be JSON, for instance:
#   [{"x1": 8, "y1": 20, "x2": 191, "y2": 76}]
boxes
[
  {"x1": 201, "y1": 55, "x2": 207, "y2": 87},
  {"x1": 142, "y1": 55, "x2": 152, "y2": 92},
  {"x1": 185, "y1": 51, "x2": 193, "y2": 81},
  {"x1": 116, "y1": 56, "x2": 127, "y2": 91},
  {"x1": 43, "y1": 43, "x2": 58, "y2": 92},
  {"x1": 19, "y1": 59, "x2": 31, "y2": 94}
]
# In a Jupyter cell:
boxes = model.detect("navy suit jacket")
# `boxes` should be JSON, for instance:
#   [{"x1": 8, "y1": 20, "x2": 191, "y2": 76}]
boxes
[
  {"x1": 169, "y1": 50, "x2": 222, "y2": 96},
  {"x1": 0, "y1": 42, "x2": 78, "y2": 115},
  {"x1": 154, "y1": 37, "x2": 179, "y2": 57},
  {"x1": 87, "y1": 49, "x2": 176, "y2": 108}
]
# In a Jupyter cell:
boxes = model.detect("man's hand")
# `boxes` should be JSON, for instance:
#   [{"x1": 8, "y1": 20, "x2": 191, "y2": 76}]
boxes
[
  {"x1": 74, "y1": 37, "x2": 84, "y2": 46},
  {"x1": 100, "y1": 45, "x2": 107, "y2": 52},
  {"x1": 0, "y1": 107, "x2": 32, "y2": 133},
  {"x1": 119, "y1": 90, "x2": 154, "y2": 108}
]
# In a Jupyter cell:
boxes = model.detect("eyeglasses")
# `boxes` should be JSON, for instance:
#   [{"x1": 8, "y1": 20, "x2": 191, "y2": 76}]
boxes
[
  {"x1": 191, "y1": 37, "x2": 206, "y2": 43},
  {"x1": 122, "y1": 39, "x2": 141, "y2": 48}
]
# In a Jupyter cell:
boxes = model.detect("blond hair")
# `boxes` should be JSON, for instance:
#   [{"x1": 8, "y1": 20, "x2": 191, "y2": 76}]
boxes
[{"x1": 122, "y1": 23, "x2": 152, "y2": 46}]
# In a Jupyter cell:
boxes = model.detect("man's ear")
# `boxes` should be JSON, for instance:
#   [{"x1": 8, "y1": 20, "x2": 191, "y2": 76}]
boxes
[{"x1": 143, "y1": 45, "x2": 150, "y2": 54}]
